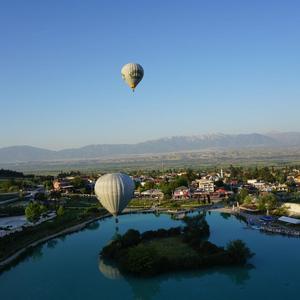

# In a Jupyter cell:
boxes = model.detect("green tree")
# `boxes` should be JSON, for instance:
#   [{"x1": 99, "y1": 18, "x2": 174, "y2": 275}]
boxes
[
  {"x1": 159, "y1": 176, "x2": 189, "y2": 199},
  {"x1": 122, "y1": 229, "x2": 141, "y2": 247},
  {"x1": 238, "y1": 188, "x2": 249, "y2": 203},
  {"x1": 8, "y1": 185, "x2": 20, "y2": 192},
  {"x1": 258, "y1": 193, "x2": 278, "y2": 211},
  {"x1": 243, "y1": 195, "x2": 253, "y2": 205},
  {"x1": 185, "y1": 168, "x2": 197, "y2": 183},
  {"x1": 229, "y1": 165, "x2": 243, "y2": 180},
  {"x1": 174, "y1": 176, "x2": 188, "y2": 188},
  {"x1": 144, "y1": 181, "x2": 155, "y2": 190},
  {"x1": 120, "y1": 244, "x2": 159, "y2": 276},
  {"x1": 258, "y1": 167, "x2": 275, "y2": 183},
  {"x1": 57, "y1": 205, "x2": 65, "y2": 217},
  {"x1": 25, "y1": 202, "x2": 41, "y2": 222}
]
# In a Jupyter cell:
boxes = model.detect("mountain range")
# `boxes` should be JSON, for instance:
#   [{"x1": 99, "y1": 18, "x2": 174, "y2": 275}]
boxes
[{"x1": 1, "y1": 132, "x2": 300, "y2": 163}]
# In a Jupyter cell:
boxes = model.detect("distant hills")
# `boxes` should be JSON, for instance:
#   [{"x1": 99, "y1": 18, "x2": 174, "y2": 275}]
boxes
[{"x1": 1, "y1": 132, "x2": 300, "y2": 163}]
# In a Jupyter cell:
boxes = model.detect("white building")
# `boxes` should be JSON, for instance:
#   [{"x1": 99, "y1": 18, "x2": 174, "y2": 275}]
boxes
[
  {"x1": 141, "y1": 189, "x2": 164, "y2": 199},
  {"x1": 196, "y1": 179, "x2": 215, "y2": 193},
  {"x1": 247, "y1": 179, "x2": 257, "y2": 185}
]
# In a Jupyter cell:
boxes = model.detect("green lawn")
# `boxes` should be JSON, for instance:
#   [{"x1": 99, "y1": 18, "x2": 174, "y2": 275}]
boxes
[
  {"x1": 128, "y1": 198, "x2": 155, "y2": 207},
  {"x1": 64, "y1": 195, "x2": 98, "y2": 208},
  {"x1": 145, "y1": 237, "x2": 199, "y2": 261}
]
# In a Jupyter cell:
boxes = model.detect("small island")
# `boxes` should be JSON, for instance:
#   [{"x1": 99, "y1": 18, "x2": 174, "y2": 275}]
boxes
[{"x1": 100, "y1": 214, "x2": 254, "y2": 276}]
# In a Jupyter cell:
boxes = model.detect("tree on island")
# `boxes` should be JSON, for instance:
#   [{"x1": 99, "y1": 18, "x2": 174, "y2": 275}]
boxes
[
  {"x1": 100, "y1": 214, "x2": 254, "y2": 277},
  {"x1": 120, "y1": 244, "x2": 160, "y2": 276}
]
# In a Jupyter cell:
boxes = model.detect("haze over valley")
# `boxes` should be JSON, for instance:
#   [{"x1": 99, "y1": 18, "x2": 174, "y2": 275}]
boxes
[{"x1": 2, "y1": 132, "x2": 300, "y2": 172}]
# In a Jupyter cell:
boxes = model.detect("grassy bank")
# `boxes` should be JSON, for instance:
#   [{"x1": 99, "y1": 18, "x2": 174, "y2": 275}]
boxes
[
  {"x1": 128, "y1": 198, "x2": 213, "y2": 209},
  {"x1": 0, "y1": 207, "x2": 107, "y2": 263}
]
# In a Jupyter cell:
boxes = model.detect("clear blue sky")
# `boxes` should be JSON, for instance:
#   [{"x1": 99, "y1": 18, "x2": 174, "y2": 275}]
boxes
[{"x1": 1, "y1": 0, "x2": 299, "y2": 149}]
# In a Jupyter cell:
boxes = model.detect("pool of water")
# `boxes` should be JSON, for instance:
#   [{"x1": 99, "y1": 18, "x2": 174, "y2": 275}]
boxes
[{"x1": 0, "y1": 211, "x2": 300, "y2": 300}]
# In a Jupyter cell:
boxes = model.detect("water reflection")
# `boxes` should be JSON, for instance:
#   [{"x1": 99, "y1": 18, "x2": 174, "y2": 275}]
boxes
[
  {"x1": 98, "y1": 258, "x2": 122, "y2": 280},
  {"x1": 127, "y1": 276, "x2": 161, "y2": 300},
  {"x1": 86, "y1": 222, "x2": 100, "y2": 231},
  {"x1": 58, "y1": 235, "x2": 66, "y2": 242},
  {"x1": 6, "y1": 212, "x2": 294, "y2": 300},
  {"x1": 98, "y1": 257, "x2": 253, "y2": 299},
  {"x1": 220, "y1": 212, "x2": 231, "y2": 220},
  {"x1": 30, "y1": 244, "x2": 44, "y2": 261},
  {"x1": 47, "y1": 239, "x2": 58, "y2": 249},
  {"x1": 0, "y1": 244, "x2": 45, "y2": 276},
  {"x1": 219, "y1": 265, "x2": 253, "y2": 285}
]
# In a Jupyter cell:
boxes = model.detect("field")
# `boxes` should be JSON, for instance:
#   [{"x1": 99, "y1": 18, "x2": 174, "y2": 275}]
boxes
[{"x1": 2, "y1": 147, "x2": 300, "y2": 174}]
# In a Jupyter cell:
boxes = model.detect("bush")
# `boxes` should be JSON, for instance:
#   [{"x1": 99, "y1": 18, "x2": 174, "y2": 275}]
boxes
[
  {"x1": 25, "y1": 202, "x2": 42, "y2": 222},
  {"x1": 243, "y1": 195, "x2": 253, "y2": 205},
  {"x1": 121, "y1": 229, "x2": 140, "y2": 247},
  {"x1": 170, "y1": 202, "x2": 181, "y2": 209},
  {"x1": 238, "y1": 188, "x2": 249, "y2": 203},
  {"x1": 101, "y1": 238, "x2": 123, "y2": 259},
  {"x1": 156, "y1": 229, "x2": 168, "y2": 238},
  {"x1": 119, "y1": 244, "x2": 160, "y2": 276},
  {"x1": 198, "y1": 241, "x2": 223, "y2": 255},
  {"x1": 257, "y1": 193, "x2": 278, "y2": 211},
  {"x1": 141, "y1": 230, "x2": 156, "y2": 240},
  {"x1": 57, "y1": 205, "x2": 65, "y2": 217},
  {"x1": 167, "y1": 227, "x2": 182, "y2": 236},
  {"x1": 271, "y1": 206, "x2": 289, "y2": 216}
]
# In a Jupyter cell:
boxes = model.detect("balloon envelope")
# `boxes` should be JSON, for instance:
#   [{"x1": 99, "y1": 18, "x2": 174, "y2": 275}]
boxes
[
  {"x1": 98, "y1": 258, "x2": 122, "y2": 280},
  {"x1": 121, "y1": 63, "x2": 144, "y2": 91},
  {"x1": 94, "y1": 173, "x2": 134, "y2": 216}
]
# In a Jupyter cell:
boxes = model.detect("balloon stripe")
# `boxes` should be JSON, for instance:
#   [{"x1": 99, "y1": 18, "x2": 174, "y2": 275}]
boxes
[{"x1": 94, "y1": 173, "x2": 134, "y2": 216}]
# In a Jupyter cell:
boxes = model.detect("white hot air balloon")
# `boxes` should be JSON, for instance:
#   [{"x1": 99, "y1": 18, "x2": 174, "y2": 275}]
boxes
[
  {"x1": 94, "y1": 173, "x2": 134, "y2": 217},
  {"x1": 121, "y1": 63, "x2": 144, "y2": 92},
  {"x1": 98, "y1": 258, "x2": 122, "y2": 280}
]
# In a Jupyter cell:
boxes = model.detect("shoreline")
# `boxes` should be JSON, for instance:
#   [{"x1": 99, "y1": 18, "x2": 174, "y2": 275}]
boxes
[
  {"x1": 0, "y1": 208, "x2": 153, "y2": 270},
  {"x1": 0, "y1": 206, "x2": 214, "y2": 270},
  {"x1": 0, "y1": 213, "x2": 110, "y2": 270},
  {"x1": 211, "y1": 206, "x2": 300, "y2": 237}
]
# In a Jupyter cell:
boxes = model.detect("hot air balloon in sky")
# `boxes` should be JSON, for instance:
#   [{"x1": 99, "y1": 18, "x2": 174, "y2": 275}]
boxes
[
  {"x1": 94, "y1": 173, "x2": 134, "y2": 217},
  {"x1": 121, "y1": 63, "x2": 144, "y2": 92}
]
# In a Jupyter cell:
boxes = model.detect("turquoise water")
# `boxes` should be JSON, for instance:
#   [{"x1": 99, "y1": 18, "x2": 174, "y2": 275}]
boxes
[{"x1": 1, "y1": 211, "x2": 300, "y2": 300}]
